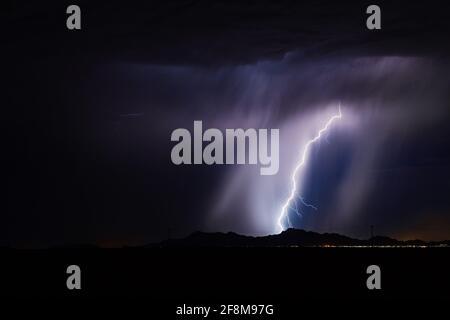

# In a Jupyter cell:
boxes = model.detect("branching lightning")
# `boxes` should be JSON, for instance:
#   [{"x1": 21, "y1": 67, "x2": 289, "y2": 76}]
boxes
[{"x1": 277, "y1": 104, "x2": 342, "y2": 233}]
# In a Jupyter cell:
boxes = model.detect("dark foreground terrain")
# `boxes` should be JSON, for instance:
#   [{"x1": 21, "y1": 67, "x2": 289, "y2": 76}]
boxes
[
  {"x1": 1, "y1": 246, "x2": 449, "y2": 317},
  {"x1": 1, "y1": 247, "x2": 449, "y2": 299}
]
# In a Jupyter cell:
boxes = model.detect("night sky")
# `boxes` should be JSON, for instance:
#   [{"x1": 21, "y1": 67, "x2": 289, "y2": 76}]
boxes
[{"x1": 3, "y1": 0, "x2": 450, "y2": 247}]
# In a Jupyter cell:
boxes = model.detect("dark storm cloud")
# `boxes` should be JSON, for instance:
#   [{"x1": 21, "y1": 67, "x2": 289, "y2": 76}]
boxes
[
  {"x1": 3, "y1": 0, "x2": 450, "y2": 247},
  {"x1": 6, "y1": 1, "x2": 450, "y2": 65}
]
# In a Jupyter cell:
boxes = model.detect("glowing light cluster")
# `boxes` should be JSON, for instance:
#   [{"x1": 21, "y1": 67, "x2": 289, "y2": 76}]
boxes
[{"x1": 277, "y1": 105, "x2": 342, "y2": 233}]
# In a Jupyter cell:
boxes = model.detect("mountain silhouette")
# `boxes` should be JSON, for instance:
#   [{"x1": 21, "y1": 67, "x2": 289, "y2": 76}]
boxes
[{"x1": 147, "y1": 228, "x2": 449, "y2": 247}]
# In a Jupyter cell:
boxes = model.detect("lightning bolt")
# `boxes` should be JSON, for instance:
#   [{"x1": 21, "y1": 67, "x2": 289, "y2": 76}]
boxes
[{"x1": 277, "y1": 104, "x2": 342, "y2": 233}]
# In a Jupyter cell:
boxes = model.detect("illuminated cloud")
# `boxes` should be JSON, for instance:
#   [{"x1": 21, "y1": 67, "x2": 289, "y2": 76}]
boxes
[{"x1": 200, "y1": 55, "x2": 450, "y2": 238}]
